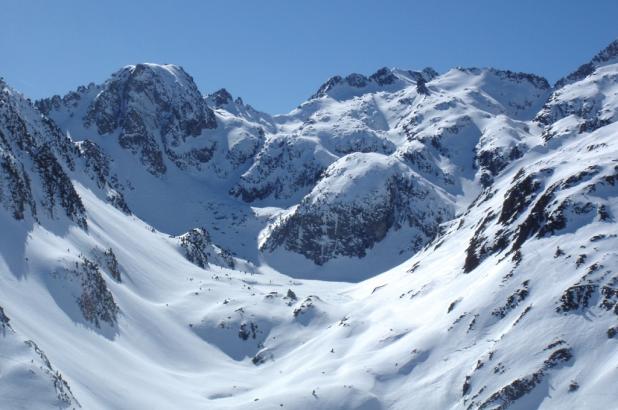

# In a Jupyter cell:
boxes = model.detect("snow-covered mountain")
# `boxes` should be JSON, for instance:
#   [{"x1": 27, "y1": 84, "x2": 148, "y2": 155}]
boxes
[{"x1": 0, "y1": 40, "x2": 617, "y2": 409}]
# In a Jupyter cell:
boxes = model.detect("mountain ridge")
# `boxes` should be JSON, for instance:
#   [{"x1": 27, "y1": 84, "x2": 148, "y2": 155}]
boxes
[{"x1": 0, "y1": 39, "x2": 617, "y2": 409}]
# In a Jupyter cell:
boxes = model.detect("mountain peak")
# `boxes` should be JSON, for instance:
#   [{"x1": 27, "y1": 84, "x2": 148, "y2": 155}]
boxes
[
  {"x1": 206, "y1": 88, "x2": 234, "y2": 107},
  {"x1": 78, "y1": 62, "x2": 218, "y2": 175},
  {"x1": 310, "y1": 66, "x2": 437, "y2": 100},
  {"x1": 368, "y1": 67, "x2": 398, "y2": 85},
  {"x1": 110, "y1": 63, "x2": 200, "y2": 94},
  {"x1": 453, "y1": 67, "x2": 550, "y2": 89},
  {"x1": 591, "y1": 39, "x2": 618, "y2": 65},
  {"x1": 555, "y1": 38, "x2": 618, "y2": 89}
]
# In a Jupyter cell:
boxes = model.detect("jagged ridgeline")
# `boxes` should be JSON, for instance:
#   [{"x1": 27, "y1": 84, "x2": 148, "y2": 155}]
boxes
[{"x1": 0, "y1": 39, "x2": 616, "y2": 409}]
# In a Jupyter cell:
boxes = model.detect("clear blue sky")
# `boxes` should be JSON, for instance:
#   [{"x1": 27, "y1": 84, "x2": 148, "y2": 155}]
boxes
[{"x1": 1, "y1": 0, "x2": 617, "y2": 114}]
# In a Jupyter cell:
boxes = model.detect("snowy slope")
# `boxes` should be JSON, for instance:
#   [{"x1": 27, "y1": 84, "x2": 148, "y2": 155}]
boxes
[{"x1": 0, "y1": 40, "x2": 617, "y2": 409}]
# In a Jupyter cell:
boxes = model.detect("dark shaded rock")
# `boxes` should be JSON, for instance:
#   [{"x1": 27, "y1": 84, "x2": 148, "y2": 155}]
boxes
[
  {"x1": 33, "y1": 145, "x2": 87, "y2": 229},
  {"x1": 75, "y1": 258, "x2": 119, "y2": 328},
  {"x1": 497, "y1": 70, "x2": 550, "y2": 90},
  {"x1": 78, "y1": 140, "x2": 110, "y2": 189},
  {"x1": 447, "y1": 313, "x2": 467, "y2": 332},
  {"x1": 467, "y1": 314, "x2": 479, "y2": 333},
  {"x1": 1, "y1": 84, "x2": 87, "y2": 228},
  {"x1": 345, "y1": 73, "x2": 369, "y2": 88},
  {"x1": 476, "y1": 144, "x2": 525, "y2": 178},
  {"x1": 499, "y1": 170, "x2": 542, "y2": 225},
  {"x1": 600, "y1": 282, "x2": 618, "y2": 312},
  {"x1": 0, "y1": 152, "x2": 36, "y2": 220},
  {"x1": 492, "y1": 281, "x2": 529, "y2": 319},
  {"x1": 512, "y1": 305, "x2": 532, "y2": 326},
  {"x1": 556, "y1": 283, "x2": 597, "y2": 313},
  {"x1": 209, "y1": 88, "x2": 233, "y2": 107},
  {"x1": 179, "y1": 227, "x2": 235, "y2": 269},
  {"x1": 463, "y1": 231, "x2": 483, "y2": 273},
  {"x1": 311, "y1": 67, "x2": 405, "y2": 99},
  {"x1": 286, "y1": 289, "x2": 298, "y2": 301},
  {"x1": 510, "y1": 181, "x2": 560, "y2": 251},
  {"x1": 447, "y1": 299, "x2": 460, "y2": 314},
  {"x1": 416, "y1": 78, "x2": 430, "y2": 95},
  {"x1": 107, "y1": 190, "x2": 131, "y2": 214},
  {"x1": 462, "y1": 375, "x2": 472, "y2": 396},
  {"x1": 0, "y1": 306, "x2": 10, "y2": 331},
  {"x1": 479, "y1": 371, "x2": 543, "y2": 410},
  {"x1": 544, "y1": 339, "x2": 566, "y2": 350},
  {"x1": 180, "y1": 228, "x2": 211, "y2": 268},
  {"x1": 475, "y1": 344, "x2": 572, "y2": 408},
  {"x1": 238, "y1": 322, "x2": 258, "y2": 341},
  {"x1": 369, "y1": 67, "x2": 397, "y2": 86},
  {"x1": 463, "y1": 212, "x2": 500, "y2": 273},
  {"x1": 102, "y1": 248, "x2": 121, "y2": 282},
  {"x1": 230, "y1": 135, "x2": 328, "y2": 202},
  {"x1": 252, "y1": 348, "x2": 273, "y2": 365},
  {"x1": 293, "y1": 296, "x2": 318, "y2": 318},
  {"x1": 543, "y1": 347, "x2": 573, "y2": 369},
  {"x1": 575, "y1": 254, "x2": 587, "y2": 268},
  {"x1": 554, "y1": 247, "x2": 565, "y2": 258}
]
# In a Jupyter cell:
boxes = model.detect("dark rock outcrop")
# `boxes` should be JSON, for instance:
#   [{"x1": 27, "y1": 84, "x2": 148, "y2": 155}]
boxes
[
  {"x1": 0, "y1": 80, "x2": 87, "y2": 228},
  {"x1": 179, "y1": 227, "x2": 235, "y2": 269},
  {"x1": 80, "y1": 64, "x2": 217, "y2": 175},
  {"x1": 261, "y1": 154, "x2": 453, "y2": 264},
  {"x1": 75, "y1": 258, "x2": 119, "y2": 328}
]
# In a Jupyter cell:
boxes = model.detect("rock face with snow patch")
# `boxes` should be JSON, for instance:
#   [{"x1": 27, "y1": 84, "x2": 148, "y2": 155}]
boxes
[
  {"x1": 41, "y1": 63, "x2": 218, "y2": 176},
  {"x1": 231, "y1": 134, "x2": 335, "y2": 202},
  {"x1": 536, "y1": 40, "x2": 618, "y2": 138},
  {"x1": 73, "y1": 257, "x2": 119, "y2": 328},
  {"x1": 179, "y1": 227, "x2": 235, "y2": 268},
  {"x1": 261, "y1": 153, "x2": 453, "y2": 263},
  {"x1": 0, "y1": 79, "x2": 87, "y2": 228},
  {"x1": 310, "y1": 66, "x2": 438, "y2": 100}
]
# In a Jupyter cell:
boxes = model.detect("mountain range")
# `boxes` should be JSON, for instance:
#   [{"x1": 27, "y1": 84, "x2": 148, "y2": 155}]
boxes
[{"x1": 0, "y1": 39, "x2": 617, "y2": 409}]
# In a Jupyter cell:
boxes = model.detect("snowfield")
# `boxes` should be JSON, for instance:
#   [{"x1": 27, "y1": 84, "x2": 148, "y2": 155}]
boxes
[{"x1": 0, "y1": 40, "x2": 617, "y2": 409}]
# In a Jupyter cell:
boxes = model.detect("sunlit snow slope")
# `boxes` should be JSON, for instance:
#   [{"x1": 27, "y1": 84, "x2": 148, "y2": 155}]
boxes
[{"x1": 0, "y1": 40, "x2": 617, "y2": 409}]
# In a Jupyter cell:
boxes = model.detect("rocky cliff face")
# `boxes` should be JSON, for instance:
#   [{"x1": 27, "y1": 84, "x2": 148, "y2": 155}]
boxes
[
  {"x1": 261, "y1": 153, "x2": 453, "y2": 264},
  {"x1": 178, "y1": 227, "x2": 235, "y2": 269},
  {"x1": 0, "y1": 80, "x2": 86, "y2": 228},
  {"x1": 86, "y1": 64, "x2": 218, "y2": 175},
  {"x1": 40, "y1": 63, "x2": 218, "y2": 176}
]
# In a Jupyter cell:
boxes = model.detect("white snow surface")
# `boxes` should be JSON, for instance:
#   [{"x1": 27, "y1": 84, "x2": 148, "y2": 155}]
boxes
[{"x1": 1, "y1": 41, "x2": 618, "y2": 409}]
